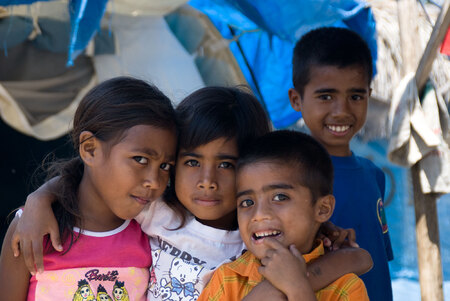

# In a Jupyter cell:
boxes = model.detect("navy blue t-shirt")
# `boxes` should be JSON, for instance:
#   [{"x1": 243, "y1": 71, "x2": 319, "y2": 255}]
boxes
[{"x1": 330, "y1": 153, "x2": 394, "y2": 301}]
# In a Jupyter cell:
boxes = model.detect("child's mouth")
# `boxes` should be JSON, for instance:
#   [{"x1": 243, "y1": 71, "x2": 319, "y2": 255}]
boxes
[
  {"x1": 133, "y1": 195, "x2": 150, "y2": 205},
  {"x1": 252, "y1": 230, "x2": 281, "y2": 241},
  {"x1": 326, "y1": 124, "x2": 351, "y2": 135}
]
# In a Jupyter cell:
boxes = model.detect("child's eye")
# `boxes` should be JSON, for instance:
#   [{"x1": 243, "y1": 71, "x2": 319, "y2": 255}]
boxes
[
  {"x1": 273, "y1": 194, "x2": 288, "y2": 202},
  {"x1": 133, "y1": 156, "x2": 148, "y2": 164},
  {"x1": 239, "y1": 199, "x2": 254, "y2": 208},
  {"x1": 219, "y1": 162, "x2": 234, "y2": 169},
  {"x1": 318, "y1": 94, "x2": 332, "y2": 101},
  {"x1": 160, "y1": 163, "x2": 173, "y2": 171},
  {"x1": 185, "y1": 159, "x2": 200, "y2": 167},
  {"x1": 351, "y1": 94, "x2": 364, "y2": 101}
]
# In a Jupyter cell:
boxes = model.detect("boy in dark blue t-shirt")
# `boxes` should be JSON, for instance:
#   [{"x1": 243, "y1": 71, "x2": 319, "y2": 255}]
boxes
[{"x1": 288, "y1": 27, "x2": 394, "y2": 301}]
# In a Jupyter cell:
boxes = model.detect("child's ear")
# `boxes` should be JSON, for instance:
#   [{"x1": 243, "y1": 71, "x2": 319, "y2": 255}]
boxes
[
  {"x1": 315, "y1": 195, "x2": 335, "y2": 223},
  {"x1": 79, "y1": 131, "x2": 100, "y2": 166},
  {"x1": 288, "y1": 88, "x2": 302, "y2": 112}
]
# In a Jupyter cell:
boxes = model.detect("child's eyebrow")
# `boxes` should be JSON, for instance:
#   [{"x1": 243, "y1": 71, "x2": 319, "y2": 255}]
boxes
[
  {"x1": 263, "y1": 183, "x2": 294, "y2": 192},
  {"x1": 236, "y1": 189, "x2": 253, "y2": 199},
  {"x1": 314, "y1": 88, "x2": 368, "y2": 94},
  {"x1": 236, "y1": 183, "x2": 294, "y2": 198},
  {"x1": 217, "y1": 154, "x2": 238, "y2": 161},
  {"x1": 179, "y1": 151, "x2": 238, "y2": 161},
  {"x1": 347, "y1": 88, "x2": 368, "y2": 93},
  {"x1": 132, "y1": 147, "x2": 158, "y2": 156},
  {"x1": 132, "y1": 147, "x2": 175, "y2": 161},
  {"x1": 314, "y1": 88, "x2": 338, "y2": 94}
]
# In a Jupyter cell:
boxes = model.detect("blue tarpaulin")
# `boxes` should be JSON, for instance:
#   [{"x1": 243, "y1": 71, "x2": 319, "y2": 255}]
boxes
[
  {"x1": 189, "y1": 0, "x2": 378, "y2": 128},
  {"x1": 0, "y1": 0, "x2": 377, "y2": 127}
]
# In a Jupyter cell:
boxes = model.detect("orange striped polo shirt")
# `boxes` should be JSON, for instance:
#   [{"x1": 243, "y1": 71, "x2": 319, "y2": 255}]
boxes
[{"x1": 198, "y1": 241, "x2": 369, "y2": 301}]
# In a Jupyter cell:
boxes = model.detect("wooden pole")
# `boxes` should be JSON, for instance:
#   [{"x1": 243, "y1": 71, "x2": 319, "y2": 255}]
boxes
[
  {"x1": 397, "y1": 0, "x2": 449, "y2": 300},
  {"x1": 411, "y1": 1, "x2": 449, "y2": 300},
  {"x1": 412, "y1": 165, "x2": 444, "y2": 301}
]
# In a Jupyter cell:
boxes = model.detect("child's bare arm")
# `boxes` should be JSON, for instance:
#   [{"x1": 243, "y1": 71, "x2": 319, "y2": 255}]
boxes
[
  {"x1": 307, "y1": 247, "x2": 373, "y2": 291},
  {"x1": 11, "y1": 178, "x2": 61, "y2": 275},
  {"x1": 0, "y1": 217, "x2": 32, "y2": 301},
  {"x1": 258, "y1": 238, "x2": 316, "y2": 301},
  {"x1": 241, "y1": 280, "x2": 287, "y2": 301}
]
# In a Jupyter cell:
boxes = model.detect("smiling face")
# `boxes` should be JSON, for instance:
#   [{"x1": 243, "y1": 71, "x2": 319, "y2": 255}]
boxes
[
  {"x1": 175, "y1": 137, "x2": 239, "y2": 230},
  {"x1": 289, "y1": 65, "x2": 370, "y2": 157},
  {"x1": 80, "y1": 285, "x2": 91, "y2": 298},
  {"x1": 80, "y1": 125, "x2": 177, "y2": 227},
  {"x1": 237, "y1": 161, "x2": 334, "y2": 259}
]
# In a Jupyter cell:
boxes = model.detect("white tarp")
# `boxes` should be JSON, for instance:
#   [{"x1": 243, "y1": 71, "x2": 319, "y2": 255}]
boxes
[{"x1": 388, "y1": 72, "x2": 450, "y2": 194}]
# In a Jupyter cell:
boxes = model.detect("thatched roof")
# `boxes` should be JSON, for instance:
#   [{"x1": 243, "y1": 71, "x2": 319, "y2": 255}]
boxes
[
  {"x1": 354, "y1": 0, "x2": 450, "y2": 140},
  {"x1": 370, "y1": 0, "x2": 450, "y2": 103}
]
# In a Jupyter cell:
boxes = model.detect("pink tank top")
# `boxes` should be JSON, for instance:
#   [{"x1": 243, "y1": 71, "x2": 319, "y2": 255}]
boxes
[{"x1": 27, "y1": 219, "x2": 151, "y2": 300}]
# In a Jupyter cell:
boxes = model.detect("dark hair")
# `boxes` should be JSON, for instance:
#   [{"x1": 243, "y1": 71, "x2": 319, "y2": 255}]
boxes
[
  {"x1": 176, "y1": 86, "x2": 271, "y2": 153},
  {"x1": 238, "y1": 130, "x2": 333, "y2": 203},
  {"x1": 164, "y1": 86, "x2": 271, "y2": 227},
  {"x1": 47, "y1": 76, "x2": 176, "y2": 252},
  {"x1": 292, "y1": 27, "x2": 373, "y2": 97}
]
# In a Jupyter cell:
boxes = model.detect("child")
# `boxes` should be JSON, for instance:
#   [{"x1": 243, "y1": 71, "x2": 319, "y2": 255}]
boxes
[
  {"x1": 288, "y1": 27, "x2": 394, "y2": 300},
  {"x1": 0, "y1": 77, "x2": 178, "y2": 300},
  {"x1": 199, "y1": 130, "x2": 369, "y2": 300},
  {"x1": 11, "y1": 86, "x2": 371, "y2": 301}
]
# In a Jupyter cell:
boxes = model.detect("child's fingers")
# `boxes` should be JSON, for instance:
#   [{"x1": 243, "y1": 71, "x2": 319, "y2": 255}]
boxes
[
  {"x1": 288, "y1": 244, "x2": 303, "y2": 261},
  {"x1": 320, "y1": 221, "x2": 340, "y2": 238},
  {"x1": 349, "y1": 240, "x2": 360, "y2": 248},
  {"x1": 346, "y1": 228, "x2": 358, "y2": 246},
  {"x1": 260, "y1": 256, "x2": 270, "y2": 267},
  {"x1": 261, "y1": 237, "x2": 284, "y2": 250},
  {"x1": 322, "y1": 237, "x2": 332, "y2": 249},
  {"x1": 32, "y1": 238, "x2": 45, "y2": 274},
  {"x1": 21, "y1": 239, "x2": 37, "y2": 275},
  {"x1": 49, "y1": 228, "x2": 63, "y2": 253},
  {"x1": 289, "y1": 245, "x2": 309, "y2": 276},
  {"x1": 332, "y1": 230, "x2": 348, "y2": 250}
]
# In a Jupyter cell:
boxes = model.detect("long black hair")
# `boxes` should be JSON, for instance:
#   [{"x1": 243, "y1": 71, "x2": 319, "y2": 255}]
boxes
[{"x1": 46, "y1": 77, "x2": 176, "y2": 252}]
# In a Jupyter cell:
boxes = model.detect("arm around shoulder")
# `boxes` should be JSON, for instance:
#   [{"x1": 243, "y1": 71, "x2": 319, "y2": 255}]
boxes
[
  {"x1": 11, "y1": 178, "x2": 62, "y2": 274},
  {"x1": 307, "y1": 247, "x2": 372, "y2": 291},
  {"x1": 0, "y1": 217, "x2": 32, "y2": 301}
]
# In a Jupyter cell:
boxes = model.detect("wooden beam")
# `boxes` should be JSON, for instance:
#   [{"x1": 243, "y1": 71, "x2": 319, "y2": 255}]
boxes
[
  {"x1": 410, "y1": 2, "x2": 449, "y2": 300},
  {"x1": 412, "y1": 165, "x2": 444, "y2": 301},
  {"x1": 397, "y1": 1, "x2": 447, "y2": 301},
  {"x1": 415, "y1": 0, "x2": 450, "y2": 93}
]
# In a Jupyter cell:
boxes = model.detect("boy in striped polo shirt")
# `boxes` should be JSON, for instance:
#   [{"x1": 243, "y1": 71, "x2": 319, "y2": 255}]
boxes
[{"x1": 198, "y1": 130, "x2": 369, "y2": 301}]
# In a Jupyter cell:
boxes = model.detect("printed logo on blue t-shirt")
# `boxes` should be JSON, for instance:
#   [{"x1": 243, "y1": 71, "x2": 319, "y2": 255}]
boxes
[{"x1": 377, "y1": 198, "x2": 389, "y2": 234}]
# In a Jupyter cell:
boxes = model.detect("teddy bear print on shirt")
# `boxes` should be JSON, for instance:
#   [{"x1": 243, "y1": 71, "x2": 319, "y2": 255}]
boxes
[{"x1": 149, "y1": 248, "x2": 204, "y2": 301}]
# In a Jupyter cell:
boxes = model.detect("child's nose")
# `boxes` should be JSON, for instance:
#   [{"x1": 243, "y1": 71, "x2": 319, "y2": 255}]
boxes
[
  {"x1": 197, "y1": 166, "x2": 218, "y2": 190},
  {"x1": 332, "y1": 97, "x2": 351, "y2": 116},
  {"x1": 251, "y1": 202, "x2": 272, "y2": 221},
  {"x1": 143, "y1": 166, "x2": 161, "y2": 190}
]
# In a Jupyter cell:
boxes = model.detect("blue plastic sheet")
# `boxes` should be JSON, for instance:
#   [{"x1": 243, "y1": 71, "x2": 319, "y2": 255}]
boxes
[
  {"x1": 0, "y1": 0, "x2": 107, "y2": 66},
  {"x1": 67, "y1": 0, "x2": 108, "y2": 66},
  {"x1": 189, "y1": 0, "x2": 378, "y2": 128},
  {"x1": 1, "y1": 0, "x2": 377, "y2": 127}
]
